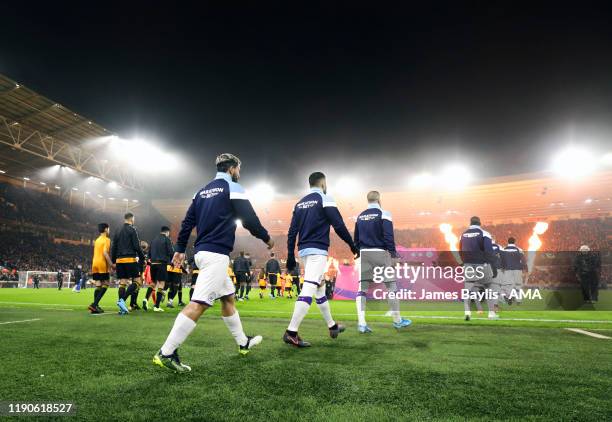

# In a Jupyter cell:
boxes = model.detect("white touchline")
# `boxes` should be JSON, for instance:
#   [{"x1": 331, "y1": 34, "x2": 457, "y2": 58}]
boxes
[
  {"x1": 240, "y1": 310, "x2": 612, "y2": 324},
  {"x1": 0, "y1": 301, "x2": 81, "y2": 307},
  {"x1": 0, "y1": 318, "x2": 41, "y2": 325},
  {"x1": 1, "y1": 301, "x2": 611, "y2": 325},
  {"x1": 565, "y1": 328, "x2": 611, "y2": 339}
]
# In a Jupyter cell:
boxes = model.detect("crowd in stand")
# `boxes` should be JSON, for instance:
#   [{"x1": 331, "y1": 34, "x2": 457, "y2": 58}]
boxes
[
  {"x1": 0, "y1": 182, "x2": 169, "y2": 275},
  {"x1": 0, "y1": 228, "x2": 91, "y2": 272},
  {"x1": 0, "y1": 182, "x2": 166, "y2": 240}
]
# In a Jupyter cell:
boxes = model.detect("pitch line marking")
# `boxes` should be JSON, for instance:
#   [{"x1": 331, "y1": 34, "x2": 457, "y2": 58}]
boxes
[
  {"x1": 0, "y1": 301, "x2": 81, "y2": 307},
  {"x1": 240, "y1": 310, "x2": 612, "y2": 324},
  {"x1": 1, "y1": 301, "x2": 612, "y2": 324},
  {"x1": 565, "y1": 328, "x2": 611, "y2": 339},
  {"x1": 0, "y1": 318, "x2": 41, "y2": 325}
]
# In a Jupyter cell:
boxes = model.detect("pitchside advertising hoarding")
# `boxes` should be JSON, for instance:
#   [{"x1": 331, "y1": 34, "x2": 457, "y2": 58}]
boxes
[{"x1": 330, "y1": 248, "x2": 610, "y2": 311}]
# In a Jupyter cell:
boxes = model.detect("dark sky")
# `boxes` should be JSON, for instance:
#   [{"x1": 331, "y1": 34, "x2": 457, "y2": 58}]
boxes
[{"x1": 2, "y1": 2, "x2": 612, "y2": 196}]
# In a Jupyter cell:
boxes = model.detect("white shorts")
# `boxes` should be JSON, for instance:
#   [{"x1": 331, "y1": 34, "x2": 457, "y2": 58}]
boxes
[
  {"x1": 302, "y1": 254, "x2": 328, "y2": 286},
  {"x1": 504, "y1": 269, "x2": 524, "y2": 290},
  {"x1": 191, "y1": 251, "x2": 234, "y2": 306}
]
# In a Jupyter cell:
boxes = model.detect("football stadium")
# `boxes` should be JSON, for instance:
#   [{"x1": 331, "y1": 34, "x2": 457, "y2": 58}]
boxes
[{"x1": 1, "y1": 4, "x2": 611, "y2": 421}]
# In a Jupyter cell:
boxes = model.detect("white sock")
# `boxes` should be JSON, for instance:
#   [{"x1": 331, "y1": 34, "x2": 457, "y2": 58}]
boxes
[
  {"x1": 222, "y1": 311, "x2": 248, "y2": 347},
  {"x1": 287, "y1": 282, "x2": 317, "y2": 332},
  {"x1": 315, "y1": 285, "x2": 335, "y2": 328},
  {"x1": 160, "y1": 313, "x2": 196, "y2": 356},
  {"x1": 387, "y1": 298, "x2": 401, "y2": 323},
  {"x1": 356, "y1": 295, "x2": 366, "y2": 326}
]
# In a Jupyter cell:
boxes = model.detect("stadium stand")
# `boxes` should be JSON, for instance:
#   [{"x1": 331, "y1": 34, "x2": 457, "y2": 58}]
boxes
[{"x1": 0, "y1": 181, "x2": 169, "y2": 274}]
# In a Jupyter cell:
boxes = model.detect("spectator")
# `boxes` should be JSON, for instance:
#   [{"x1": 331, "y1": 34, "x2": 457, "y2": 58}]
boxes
[{"x1": 573, "y1": 245, "x2": 602, "y2": 303}]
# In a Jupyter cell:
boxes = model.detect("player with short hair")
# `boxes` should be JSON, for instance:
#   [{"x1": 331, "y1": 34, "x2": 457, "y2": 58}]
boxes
[
  {"x1": 146, "y1": 226, "x2": 174, "y2": 312},
  {"x1": 233, "y1": 251, "x2": 251, "y2": 301},
  {"x1": 265, "y1": 252, "x2": 281, "y2": 299},
  {"x1": 283, "y1": 172, "x2": 359, "y2": 347},
  {"x1": 88, "y1": 223, "x2": 113, "y2": 313},
  {"x1": 154, "y1": 153, "x2": 274, "y2": 372},
  {"x1": 354, "y1": 191, "x2": 411, "y2": 333},
  {"x1": 459, "y1": 216, "x2": 499, "y2": 320},
  {"x1": 500, "y1": 237, "x2": 527, "y2": 304},
  {"x1": 111, "y1": 212, "x2": 145, "y2": 315}
]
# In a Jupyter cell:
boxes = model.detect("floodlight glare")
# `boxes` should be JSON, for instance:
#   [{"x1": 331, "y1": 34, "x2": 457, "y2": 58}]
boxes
[
  {"x1": 551, "y1": 147, "x2": 596, "y2": 179},
  {"x1": 409, "y1": 172, "x2": 434, "y2": 189},
  {"x1": 439, "y1": 164, "x2": 472, "y2": 189},
  {"x1": 334, "y1": 177, "x2": 361, "y2": 196},
  {"x1": 249, "y1": 182, "x2": 276, "y2": 204}
]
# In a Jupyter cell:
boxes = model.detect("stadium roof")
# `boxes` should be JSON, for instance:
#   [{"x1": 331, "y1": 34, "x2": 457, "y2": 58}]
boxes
[{"x1": 0, "y1": 73, "x2": 143, "y2": 191}]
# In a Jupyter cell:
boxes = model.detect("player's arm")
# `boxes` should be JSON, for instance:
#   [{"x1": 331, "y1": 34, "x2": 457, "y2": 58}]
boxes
[
  {"x1": 230, "y1": 192, "x2": 272, "y2": 247},
  {"x1": 104, "y1": 240, "x2": 113, "y2": 268},
  {"x1": 131, "y1": 228, "x2": 145, "y2": 264},
  {"x1": 165, "y1": 236, "x2": 174, "y2": 262},
  {"x1": 520, "y1": 251, "x2": 528, "y2": 273},
  {"x1": 322, "y1": 199, "x2": 358, "y2": 256},
  {"x1": 286, "y1": 208, "x2": 299, "y2": 270},
  {"x1": 381, "y1": 211, "x2": 398, "y2": 258},
  {"x1": 110, "y1": 233, "x2": 118, "y2": 263},
  {"x1": 353, "y1": 221, "x2": 360, "y2": 250},
  {"x1": 173, "y1": 198, "x2": 197, "y2": 266},
  {"x1": 482, "y1": 235, "x2": 497, "y2": 277}
]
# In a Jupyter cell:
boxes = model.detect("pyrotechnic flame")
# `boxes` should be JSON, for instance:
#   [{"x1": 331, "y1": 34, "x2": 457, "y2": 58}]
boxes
[
  {"x1": 439, "y1": 223, "x2": 459, "y2": 251},
  {"x1": 528, "y1": 222, "x2": 548, "y2": 251},
  {"x1": 527, "y1": 221, "x2": 548, "y2": 273}
]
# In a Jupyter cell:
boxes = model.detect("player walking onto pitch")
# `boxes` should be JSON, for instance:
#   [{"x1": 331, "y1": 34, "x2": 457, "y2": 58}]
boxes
[
  {"x1": 233, "y1": 251, "x2": 251, "y2": 301},
  {"x1": 283, "y1": 172, "x2": 359, "y2": 347},
  {"x1": 111, "y1": 212, "x2": 145, "y2": 315},
  {"x1": 265, "y1": 253, "x2": 281, "y2": 298},
  {"x1": 154, "y1": 153, "x2": 274, "y2": 373},
  {"x1": 88, "y1": 223, "x2": 113, "y2": 314},
  {"x1": 500, "y1": 237, "x2": 527, "y2": 304},
  {"x1": 354, "y1": 191, "x2": 412, "y2": 333},
  {"x1": 146, "y1": 226, "x2": 174, "y2": 312},
  {"x1": 459, "y1": 216, "x2": 499, "y2": 320}
]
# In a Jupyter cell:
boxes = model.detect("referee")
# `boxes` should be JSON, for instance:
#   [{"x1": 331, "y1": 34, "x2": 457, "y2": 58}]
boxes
[{"x1": 111, "y1": 212, "x2": 145, "y2": 314}]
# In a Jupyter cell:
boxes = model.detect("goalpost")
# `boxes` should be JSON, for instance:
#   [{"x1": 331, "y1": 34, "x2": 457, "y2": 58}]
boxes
[{"x1": 17, "y1": 271, "x2": 72, "y2": 289}]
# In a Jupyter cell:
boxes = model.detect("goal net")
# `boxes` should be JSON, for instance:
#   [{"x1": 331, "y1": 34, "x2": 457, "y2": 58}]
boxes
[{"x1": 16, "y1": 271, "x2": 73, "y2": 289}]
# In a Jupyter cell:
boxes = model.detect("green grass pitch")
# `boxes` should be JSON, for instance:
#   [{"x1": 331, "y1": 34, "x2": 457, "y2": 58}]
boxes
[{"x1": 0, "y1": 288, "x2": 611, "y2": 421}]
